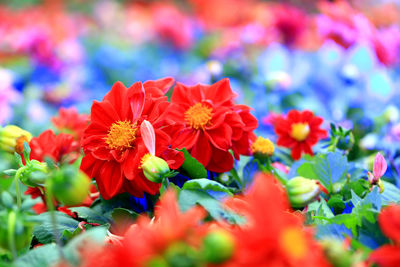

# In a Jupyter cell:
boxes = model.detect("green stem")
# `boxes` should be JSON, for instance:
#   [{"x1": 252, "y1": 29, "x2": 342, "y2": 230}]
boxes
[
  {"x1": 45, "y1": 185, "x2": 65, "y2": 259},
  {"x1": 7, "y1": 211, "x2": 17, "y2": 259},
  {"x1": 14, "y1": 175, "x2": 21, "y2": 209}
]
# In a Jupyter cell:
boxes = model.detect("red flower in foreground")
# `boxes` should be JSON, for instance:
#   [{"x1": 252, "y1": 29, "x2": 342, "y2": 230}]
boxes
[
  {"x1": 77, "y1": 190, "x2": 207, "y2": 267},
  {"x1": 274, "y1": 110, "x2": 328, "y2": 160},
  {"x1": 80, "y1": 79, "x2": 184, "y2": 200},
  {"x1": 369, "y1": 205, "x2": 400, "y2": 267},
  {"x1": 168, "y1": 78, "x2": 258, "y2": 172},
  {"x1": 51, "y1": 107, "x2": 89, "y2": 142},
  {"x1": 224, "y1": 173, "x2": 331, "y2": 267}
]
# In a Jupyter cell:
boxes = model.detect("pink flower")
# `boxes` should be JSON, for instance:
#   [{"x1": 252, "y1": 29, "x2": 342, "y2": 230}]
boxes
[
  {"x1": 373, "y1": 152, "x2": 387, "y2": 181},
  {"x1": 368, "y1": 152, "x2": 387, "y2": 185}
]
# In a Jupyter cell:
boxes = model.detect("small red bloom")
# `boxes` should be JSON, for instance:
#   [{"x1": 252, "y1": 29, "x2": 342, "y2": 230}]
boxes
[
  {"x1": 274, "y1": 110, "x2": 328, "y2": 160},
  {"x1": 168, "y1": 78, "x2": 258, "y2": 172},
  {"x1": 369, "y1": 205, "x2": 400, "y2": 267},
  {"x1": 51, "y1": 107, "x2": 89, "y2": 142},
  {"x1": 80, "y1": 79, "x2": 184, "y2": 200},
  {"x1": 29, "y1": 129, "x2": 80, "y2": 164}
]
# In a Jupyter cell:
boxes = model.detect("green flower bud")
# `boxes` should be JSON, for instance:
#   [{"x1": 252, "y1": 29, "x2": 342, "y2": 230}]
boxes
[
  {"x1": 286, "y1": 177, "x2": 321, "y2": 208},
  {"x1": 48, "y1": 167, "x2": 90, "y2": 206},
  {"x1": 320, "y1": 238, "x2": 354, "y2": 267},
  {"x1": 163, "y1": 242, "x2": 198, "y2": 267},
  {"x1": 0, "y1": 125, "x2": 32, "y2": 154},
  {"x1": 17, "y1": 160, "x2": 49, "y2": 187},
  {"x1": 141, "y1": 154, "x2": 170, "y2": 183},
  {"x1": 202, "y1": 229, "x2": 235, "y2": 264}
]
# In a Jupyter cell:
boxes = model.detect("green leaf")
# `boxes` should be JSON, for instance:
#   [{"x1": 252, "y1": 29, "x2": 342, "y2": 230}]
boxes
[
  {"x1": 32, "y1": 212, "x2": 79, "y2": 244},
  {"x1": 178, "y1": 189, "x2": 242, "y2": 224},
  {"x1": 1, "y1": 191, "x2": 14, "y2": 209},
  {"x1": 182, "y1": 179, "x2": 233, "y2": 196},
  {"x1": 63, "y1": 227, "x2": 107, "y2": 265},
  {"x1": 327, "y1": 195, "x2": 346, "y2": 214},
  {"x1": 69, "y1": 207, "x2": 110, "y2": 225},
  {"x1": 381, "y1": 181, "x2": 400, "y2": 205},
  {"x1": 14, "y1": 244, "x2": 59, "y2": 267},
  {"x1": 177, "y1": 148, "x2": 207, "y2": 179},
  {"x1": 297, "y1": 152, "x2": 348, "y2": 191}
]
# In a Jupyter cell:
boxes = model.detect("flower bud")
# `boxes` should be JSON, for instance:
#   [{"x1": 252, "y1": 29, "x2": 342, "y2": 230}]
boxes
[
  {"x1": 48, "y1": 168, "x2": 90, "y2": 206},
  {"x1": 320, "y1": 238, "x2": 354, "y2": 267},
  {"x1": 17, "y1": 160, "x2": 49, "y2": 187},
  {"x1": 163, "y1": 242, "x2": 197, "y2": 267},
  {"x1": 251, "y1": 136, "x2": 275, "y2": 157},
  {"x1": 141, "y1": 154, "x2": 170, "y2": 183},
  {"x1": 202, "y1": 229, "x2": 235, "y2": 264},
  {"x1": 0, "y1": 125, "x2": 32, "y2": 154},
  {"x1": 286, "y1": 176, "x2": 321, "y2": 208}
]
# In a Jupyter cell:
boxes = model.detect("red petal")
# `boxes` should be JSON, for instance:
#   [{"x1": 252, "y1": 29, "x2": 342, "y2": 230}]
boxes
[
  {"x1": 369, "y1": 245, "x2": 400, "y2": 267},
  {"x1": 203, "y1": 78, "x2": 237, "y2": 106},
  {"x1": 190, "y1": 133, "x2": 212, "y2": 168},
  {"x1": 206, "y1": 148, "x2": 234, "y2": 173},
  {"x1": 103, "y1": 81, "x2": 129, "y2": 119},
  {"x1": 127, "y1": 82, "x2": 145, "y2": 122},
  {"x1": 172, "y1": 129, "x2": 199, "y2": 150},
  {"x1": 96, "y1": 162, "x2": 124, "y2": 200},
  {"x1": 205, "y1": 124, "x2": 232, "y2": 150}
]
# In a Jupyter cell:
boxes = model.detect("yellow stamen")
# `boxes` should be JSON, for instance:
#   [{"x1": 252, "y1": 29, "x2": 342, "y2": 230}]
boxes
[
  {"x1": 105, "y1": 120, "x2": 137, "y2": 150},
  {"x1": 251, "y1": 136, "x2": 274, "y2": 156},
  {"x1": 280, "y1": 227, "x2": 307, "y2": 260},
  {"x1": 184, "y1": 103, "x2": 213, "y2": 130},
  {"x1": 290, "y1": 123, "x2": 310, "y2": 142}
]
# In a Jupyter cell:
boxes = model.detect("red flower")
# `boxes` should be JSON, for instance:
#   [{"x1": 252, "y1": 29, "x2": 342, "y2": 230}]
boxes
[
  {"x1": 80, "y1": 79, "x2": 184, "y2": 200},
  {"x1": 369, "y1": 205, "x2": 400, "y2": 267},
  {"x1": 223, "y1": 173, "x2": 331, "y2": 267},
  {"x1": 77, "y1": 190, "x2": 207, "y2": 267},
  {"x1": 51, "y1": 107, "x2": 89, "y2": 142},
  {"x1": 274, "y1": 110, "x2": 328, "y2": 160},
  {"x1": 29, "y1": 129, "x2": 80, "y2": 163},
  {"x1": 168, "y1": 78, "x2": 258, "y2": 172}
]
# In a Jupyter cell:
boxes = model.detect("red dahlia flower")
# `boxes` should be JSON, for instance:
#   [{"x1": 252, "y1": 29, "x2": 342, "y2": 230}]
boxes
[
  {"x1": 29, "y1": 129, "x2": 80, "y2": 164},
  {"x1": 274, "y1": 110, "x2": 328, "y2": 160},
  {"x1": 51, "y1": 107, "x2": 89, "y2": 142},
  {"x1": 80, "y1": 79, "x2": 184, "y2": 200},
  {"x1": 168, "y1": 78, "x2": 258, "y2": 172},
  {"x1": 369, "y1": 205, "x2": 400, "y2": 267}
]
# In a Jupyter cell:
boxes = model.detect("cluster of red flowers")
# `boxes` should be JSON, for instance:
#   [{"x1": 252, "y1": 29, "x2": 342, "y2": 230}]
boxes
[
  {"x1": 369, "y1": 205, "x2": 400, "y2": 267},
  {"x1": 63, "y1": 173, "x2": 329, "y2": 267},
  {"x1": 80, "y1": 78, "x2": 257, "y2": 199}
]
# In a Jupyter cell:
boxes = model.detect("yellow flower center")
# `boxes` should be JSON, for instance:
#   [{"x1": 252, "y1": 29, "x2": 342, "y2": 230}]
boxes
[
  {"x1": 290, "y1": 123, "x2": 310, "y2": 142},
  {"x1": 251, "y1": 136, "x2": 274, "y2": 156},
  {"x1": 105, "y1": 120, "x2": 138, "y2": 150},
  {"x1": 279, "y1": 227, "x2": 307, "y2": 260},
  {"x1": 184, "y1": 103, "x2": 213, "y2": 130}
]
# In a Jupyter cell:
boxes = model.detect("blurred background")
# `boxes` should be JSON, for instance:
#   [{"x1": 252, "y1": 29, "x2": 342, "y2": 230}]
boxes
[{"x1": 1, "y1": 0, "x2": 400, "y2": 153}]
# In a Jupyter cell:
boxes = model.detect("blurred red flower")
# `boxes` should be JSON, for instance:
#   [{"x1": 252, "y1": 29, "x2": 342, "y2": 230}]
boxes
[
  {"x1": 168, "y1": 78, "x2": 258, "y2": 172},
  {"x1": 29, "y1": 129, "x2": 80, "y2": 163},
  {"x1": 274, "y1": 110, "x2": 328, "y2": 160},
  {"x1": 223, "y1": 173, "x2": 331, "y2": 267},
  {"x1": 369, "y1": 205, "x2": 400, "y2": 267},
  {"x1": 78, "y1": 190, "x2": 207, "y2": 267},
  {"x1": 51, "y1": 107, "x2": 89, "y2": 142},
  {"x1": 80, "y1": 79, "x2": 184, "y2": 200}
]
